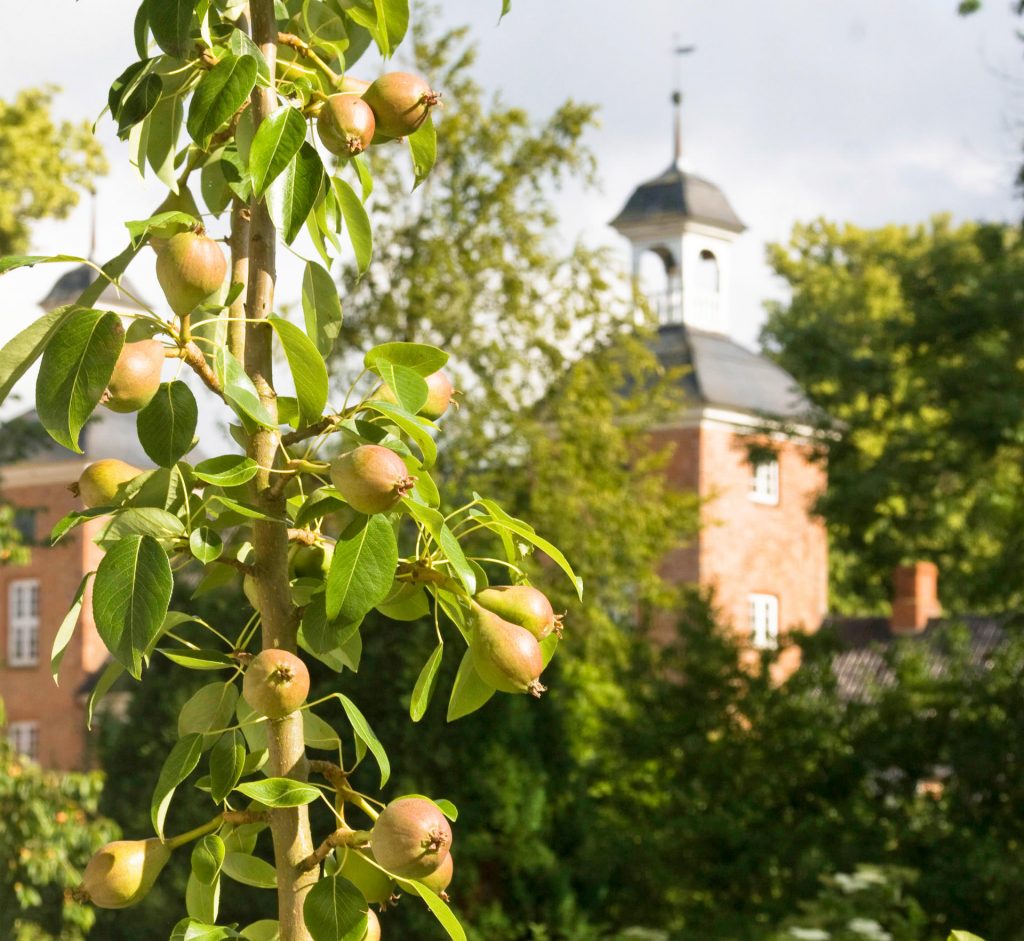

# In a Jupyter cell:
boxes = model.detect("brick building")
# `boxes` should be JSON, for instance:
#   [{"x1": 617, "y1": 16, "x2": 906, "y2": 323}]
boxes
[{"x1": 610, "y1": 110, "x2": 828, "y2": 649}]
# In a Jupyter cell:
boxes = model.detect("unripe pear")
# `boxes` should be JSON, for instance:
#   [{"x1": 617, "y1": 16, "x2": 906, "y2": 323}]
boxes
[
  {"x1": 363, "y1": 908, "x2": 381, "y2": 941},
  {"x1": 155, "y1": 230, "x2": 227, "y2": 318},
  {"x1": 330, "y1": 445, "x2": 416, "y2": 515},
  {"x1": 340, "y1": 76, "x2": 371, "y2": 95},
  {"x1": 469, "y1": 604, "x2": 546, "y2": 697},
  {"x1": 362, "y1": 72, "x2": 440, "y2": 140},
  {"x1": 102, "y1": 340, "x2": 165, "y2": 413},
  {"x1": 73, "y1": 459, "x2": 143, "y2": 508},
  {"x1": 371, "y1": 797, "x2": 452, "y2": 879},
  {"x1": 419, "y1": 852, "x2": 453, "y2": 899},
  {"x1": 242, "y1": 648, "x2": 310, "y2": 720},
  {"x1": 474, "y1": 586, "x2": 562, "y2": 640},
  {"x1": 149, "y1": 186, "x2": 201, "y2": 252},
  {"x1": 243, "y1": 573, "x2": 259, "y2": 610},
  {"x1": 339, "y1": 847, "x2": 394, "y2": 905},
  {"x1": 318, "y1": 94, "x2": 376, "y2": 156},
  {"x1": 375, "y1": 371, "x2": 455, "y2": 420},
  {"x1": 290, "y1": 543, "x2": 334, "y2": 580},
  {"x1": 80, "y1": 838, "x2": 171, "y2": 909}
]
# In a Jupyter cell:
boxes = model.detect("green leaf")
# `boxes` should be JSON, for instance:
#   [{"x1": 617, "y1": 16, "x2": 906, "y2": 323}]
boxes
[
  {"x1": 87, "y1": 660, "x2": 125, "y2": 730},
  {"x1": 303, "y1": 710, "x2": 343, "y2": 752},
  {"x1": 301, "y1": 593, "x2": 359, "y2": 656},
  {"x1": 364, "y1": 342, "x2": 447, "y2": 377},
  {"x1": 138, "y1": 382, "x2": 199, "y2": 467},
  {"x1": 376, "y1": 363, "x2": 428, "y2": 413},
  {"x1": 116, "y1": 68, "x2": 163, "y2": 139},
  {"x1": 235, "y1": 777, "x2": 320, "y2": 807},
  {"x1": 352, "y1": 155, "x2": 373, "y2": 201},
  {"x1": 948, "y1": 934, "x2": 986, "y2": 941},
  {"x1": 158, "y1": 648, "x2": 236, "y2": 671},
  {"x1": 210, "y1": 494, "x2": 281, "y2": 522},
  {"x1": 97, "y1": 508, "x2": 187, "y2": 548},
  {"x1": 214, "y1": 347, "x2": 276, "y2": 428},
  {"x1": 146, "y1": 94, "x2": 184, "y2": 188},
  {"x1": 303, "y1": 875, "x2": 367, "y2": 941},
  {"x1": 93, "y1": 534, "x2": 173, "y2": 679},
  {"x1": 0, "y1": 305, "x2": 75, "y2": 407},
  {"x1": 192, "y1": 835, "x2": 226, "y2": 885},
  {"x1": 222, "y1": 852, "x2": 277, "y2": 888},
  {"x1": 147, "y1": 0, "x2": 196, "y2": 58},
  {"x1": 398, "y1": 879, "x2": 467, "y2": 941},
  {"x1": 241, "y1": 921, "x2": 280, "y2": 941},
  {"x1": 36, "y1": 309, "x2": 123, "y2": 452},
  {"x1": 51, "y1": 573, "x2": 93, "y2": 684},
  {"x1": 501, "y1": 0, "x2": 511, "y2": 17},
  {"x1": 332, "y1": 177, "x2": 372, "y2": 275},
  {"x1": 185, "y1": 872, "x2": 220, "y2": 926},
  {"x1": 338, "y1": 694, "x2": 390, "y2": 787},
  {"x1": 301, "y1": 261, "x2": 343, "y2": 356},
  {"x1": 410, "y1": 644, "x2": 443, "y2": 722},
  {"x1": 439, "y1": 524, "x2": 476, "y2": 595},
  {"x1": 250, "y1": 106, "x2": 308, "y2": 196},
  {"x1": 447, "y1": 649, "x2": 496, "y2": 722},
  {"x1": 193, "y1": 454, "x2": 260, "y2": 487},
  {"x1": 268, "y1": 315, "x2": 328, "y2": 427},
  {"x1": 408, "y1": 116, "x2": 437, "y2": 189},
  {"x1": 179, "y1": 682, "x2": 240, "y2": 744},
  {"x1": 228, "y1": 30, "x2": 272, "y2": 85},
  {"x1": 361, "y1": 400, "x2": 437, "y2": 467},
  {"x1": 126, "y1": 210, "x2": 199, "y2": 246},
  {"x1": 188, "y1": 54, "x2": 258, "y2": 147},
  {"x1": 152, "y1": 732, "x2": 204, "y2": 837},
  {"x1": 268, "y1": 142, "x2": 324, "y2": 245},
  {"x1": 190, "y1": 527, "x2": 224, "y2": 563},
  {"x1": 326, "y1": 515, "x2": 398, "y2": 623}
]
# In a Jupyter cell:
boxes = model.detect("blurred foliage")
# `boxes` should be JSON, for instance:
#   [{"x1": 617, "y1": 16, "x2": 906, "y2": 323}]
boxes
[
  {"x1": 0, "y1": 86, "x2": 106, "y2": 256},
  {"x1": 761, "y1": 217, "x2": 1024, "y2": 613},
  {"x1": 0, "y1": 717, "x2": 118, "y2": 941}
]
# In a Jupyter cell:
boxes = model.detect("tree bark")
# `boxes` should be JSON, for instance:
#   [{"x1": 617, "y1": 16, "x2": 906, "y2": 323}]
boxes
[{"x1": 243, "y1": 3, "x2": 317, "y2": 938}]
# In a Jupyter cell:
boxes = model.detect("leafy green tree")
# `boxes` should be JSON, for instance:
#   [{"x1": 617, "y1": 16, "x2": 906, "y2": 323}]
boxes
[{"x1": 760, "y1": 217, "x2": 1024, "y2": 612}]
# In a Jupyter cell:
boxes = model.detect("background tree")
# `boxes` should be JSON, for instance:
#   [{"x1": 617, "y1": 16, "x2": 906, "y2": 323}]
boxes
[{"x1": 760, "y1": 217, "x2": 1024, "y2": 612}]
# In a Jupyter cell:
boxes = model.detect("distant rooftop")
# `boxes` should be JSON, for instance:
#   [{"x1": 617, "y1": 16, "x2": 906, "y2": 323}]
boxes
[
  {"x1": 39, "y1": 263, "x2": 151, "y2": 312},
  {"x1": 1, "y1": 410, "x2": 152, "y2": 470}
]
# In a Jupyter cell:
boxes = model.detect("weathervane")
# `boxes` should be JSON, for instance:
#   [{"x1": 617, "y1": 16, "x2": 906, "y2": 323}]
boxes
[{"x1": 673, "y1": 37, "x2": 696, "y2": 167}]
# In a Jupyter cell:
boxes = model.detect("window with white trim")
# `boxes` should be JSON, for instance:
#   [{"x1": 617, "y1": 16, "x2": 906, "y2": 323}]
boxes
[
  {"x1": 8, "y1": 579, "x2": 40, "y2": 667},
  {"x1": 7, "y1": 721, "x2": 40, "y2": 760},
  {"x1": 749, "y1": 593, "x2": 779, "y2": 650},
  {"x1": 749, "y1": 458, "x2": 780, "y2": 505}
]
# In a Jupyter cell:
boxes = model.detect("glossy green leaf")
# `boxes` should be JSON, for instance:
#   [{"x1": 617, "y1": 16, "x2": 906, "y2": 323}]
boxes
[
  {"x1": 147, "y1": 0, "x2": 196, "y2": 58},
  {"x1": 301, "y1": 261, "x2": 343, "y2": 356},
  {"x1": 147, "y1": 89, "x2": 184, "y2": 188},
  {"x1": 0, "y1": 305, "x2": 75, "y2": 407},
  {"x1": 376, "y1": 364, "x2": 428, "y2": 413},
  {"x1": 171, "y1": 917, "x2": 234, "y2": 941},
  {"x1": 948, "y1": 933, "x2": 986, "y2": 941},
  {"x1": 332, "y1": 177, "x2": 372, "y2": 275},
  {"x1": 51, "y1": 573, "x2": 92, "y2": 684},
  {"x1": 192, "y1": 835, "x2": 226, "y2": 885},
  {"x1": 222, "y1": 852, "x2": 277, "y2": 888},
  {"x1": 234, "y1": 777, "x2": 320, "y2": 807},
  {"x1": 97, "y1": 508, "x2": 186, "y2": 548},
  {"x1": 399, "y1": 879, "x2": 467, "y2": 941},
  {"x1": 326, "y1": 515, "x2": 398, "y2": 623},
  {"x1": 93, "y1": 534, "x2": 173, "y2": 679},
  {"x1": 408, "y1": 116, "x2": 437, "y2": 189},
  {"x1": 228, "y1": 30, "x2": 272, "y2": 85},
  {"x1": 190, "y1": 527, "x2": 224, "y2": 563},
  {"x1": 447, "y1": 649, "x2": 496, "y2": 722},
  {"x1": 352, "y1": 155, "x2": 373, "y2": 201},
  {"x1": 268, "y1": 142, "x2": 324, "y2": 245},
  {"x1": 268, "y1": 315, "x2": 328, "y2": 427},
  {"x1": 125, "y1": 210, "x2": 198, "y2": 246},
  {"x1": 214, "y1": 347, "x2": 276, "y2": 428},
  {"x1": 303, "y1": 710, "x2": 342, "y2": 752},
  {"x1": 301, "y1": 593, "x2": 359, "y2": 656},
  {"x1": 87, "y1": 660, "x2": 125, "y2": 730},
  {"x1": 36, "y1": 309, "x2": 123, "y2": 452},
  {"x1": 185, "y1": 871, "x2": 220, "y2": 925},
  {"x1": 303, "y1": 875, "x2": 367, "y2": 941},
  {"x1": 364, "y1": 342, "x2": 447, "y2": 377},
  {"x1": 361, "y1": 400, "x2": 437, "y2": 467},
  {"x1": 188, "y1": 54, "x2": 258, "y2": 147},
  {"x1": 138, "y1": 381, "x2": 198, "y2": 467},
  {"x1": 114, "y1": 65, "x2": 162, "y2": 139},
  {"x1": 193, "y1": 454, "x2": 260, "y2": 487},
  {"x1": 410, "y1": 644, "x2": 443, "y2": 722},
  {"x1": 241, "y1": 921, "x2": 280, "y2": 941},
  {"x1": 158, "y1": 648, "x2": 236, "y2": 671},
  {"x1": 250, "y1": 106, "x2": 307, "y2": 196},
  {"x1": 151, "y1": 732, "x2": 204, "y2": 837},
  {"x1": 179, "y1": 682, "x2": 240, "y2": 744},
  {"x1": 501, "y1": 0, "x2": 511, "y2": 16},
  {"x1": 338, "y1": 694, "x2": 390, "y2": 787}
]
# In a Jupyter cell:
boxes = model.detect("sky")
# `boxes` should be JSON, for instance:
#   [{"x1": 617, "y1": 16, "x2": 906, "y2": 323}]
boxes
[{"x1": 0, "y1": 0, "x2": 1021, "y2": 369}]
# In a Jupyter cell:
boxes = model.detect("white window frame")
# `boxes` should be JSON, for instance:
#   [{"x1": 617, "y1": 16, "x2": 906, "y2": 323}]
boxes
[
  {"x1": 749, "y1": 458, "x2": 780, "y2": 506},
  {"x1": 749, "y1": 593, "x2": 779, "y2": 650},
  {"x1": 8, "y1": 579, "x2": 40, "y2": 667},
  {"x1": 7, "y1": 721, "x2": 40, "y2": 760}
]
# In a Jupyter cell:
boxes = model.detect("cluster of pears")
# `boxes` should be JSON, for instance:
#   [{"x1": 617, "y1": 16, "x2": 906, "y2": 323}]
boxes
[{"x1": 317, "y1": 72, "x2": 440, "y2": 157}]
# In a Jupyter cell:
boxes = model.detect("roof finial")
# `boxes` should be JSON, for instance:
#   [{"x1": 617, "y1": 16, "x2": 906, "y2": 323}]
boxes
[{"x1": 673, "y1": 39, "x2": 696, "y2": 168}]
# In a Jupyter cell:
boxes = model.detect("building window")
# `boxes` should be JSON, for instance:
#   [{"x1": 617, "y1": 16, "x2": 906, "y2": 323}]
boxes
[
  {"x1": 750, "y1": 458, "x2": 780, "y2": 505},
  {"x1": 749, "y1": 593, "x2": 779, "y2": 650},
  {"x1": 697, "y1": 249, "x2": 720, "y2": 293},
  {"x1": 7, "y1": 721, "x2": 40, "y2": 760},
  {"x1": 8, "y1": 579, "x2": 40, "y2": 667},
  {"x1": 13, "y1": 508, "x2": 38, "y2": 545}
]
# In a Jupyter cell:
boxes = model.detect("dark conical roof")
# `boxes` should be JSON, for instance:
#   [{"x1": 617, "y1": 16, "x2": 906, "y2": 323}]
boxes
[
  {"x1": 610, "y1": 162, "x2": 746, "y2": 233},
  {"x1": 39, "y1": 263, "x2": 151, "y2": 312}
]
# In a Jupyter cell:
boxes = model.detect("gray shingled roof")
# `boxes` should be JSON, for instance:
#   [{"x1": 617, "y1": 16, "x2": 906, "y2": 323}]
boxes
[
  {"x1": 826, "y1": 615, "x2": 1009, "y2": 702},
  {"x1": 39, "y1": 264, "x2": 151, "y2": 312},
  {"x1": 610, "y1": 163, "x2": 746, "y2": 233},
  {"x1": 653, "y1": 324, "x2": 813, "y2": 419}
]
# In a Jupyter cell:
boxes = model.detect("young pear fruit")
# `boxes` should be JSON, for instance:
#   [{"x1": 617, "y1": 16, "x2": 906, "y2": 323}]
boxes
[
  {"x1": 339, "y1": 847, "x2": 395, "y2": 905},
  {"x1": 80, "y1": 838, "x2": 171, "y2": 909},
  {"x1": 243, "y1": 573, "x2": 259, "y2": 610},
  {"x1": 362, "y1": 72, "x2": 440, "y2": 140},
  {"x1": 102, "y1": 340, "x2": 165, "y2": 413},
  {"x1": 242, "y1": 648, "x2": 310, "y2": 719},
  {"x1": 469, "y1": 603, "x2": 546, "y2": 697},
  {"x1": 318, "y1": 94, "x2": 376, "y2": 156},
  {"x1": 370, "y1": 797, "x2": 452, "y2": 879},
  {"x1": 73, "y1": 459, "x2": 143, "y2": 508},
  {"x1": 419, "y1": 852, "x2": 453, "y2": 899},
  {"x1": 149, "y1": 186, "x2": 201, "y2": 252},
  {"x1": 155, "y1": 230, "x2": 227, "y2": 318},
  {"x1": 374, "y1": 370, "x2": 455, "y2": 420},
  {"x1": 474, "y1": 586, "x2": 562, "y2": 640},
  {"x1": 290, "y1": 543, "x2": 334, "y2": 580},
  {"x1": 330, "y1": 445, "x2": 416, "y2": 515},
  {"x1": 363, "y1": 908, "x2": 382, "y2": 941}
]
